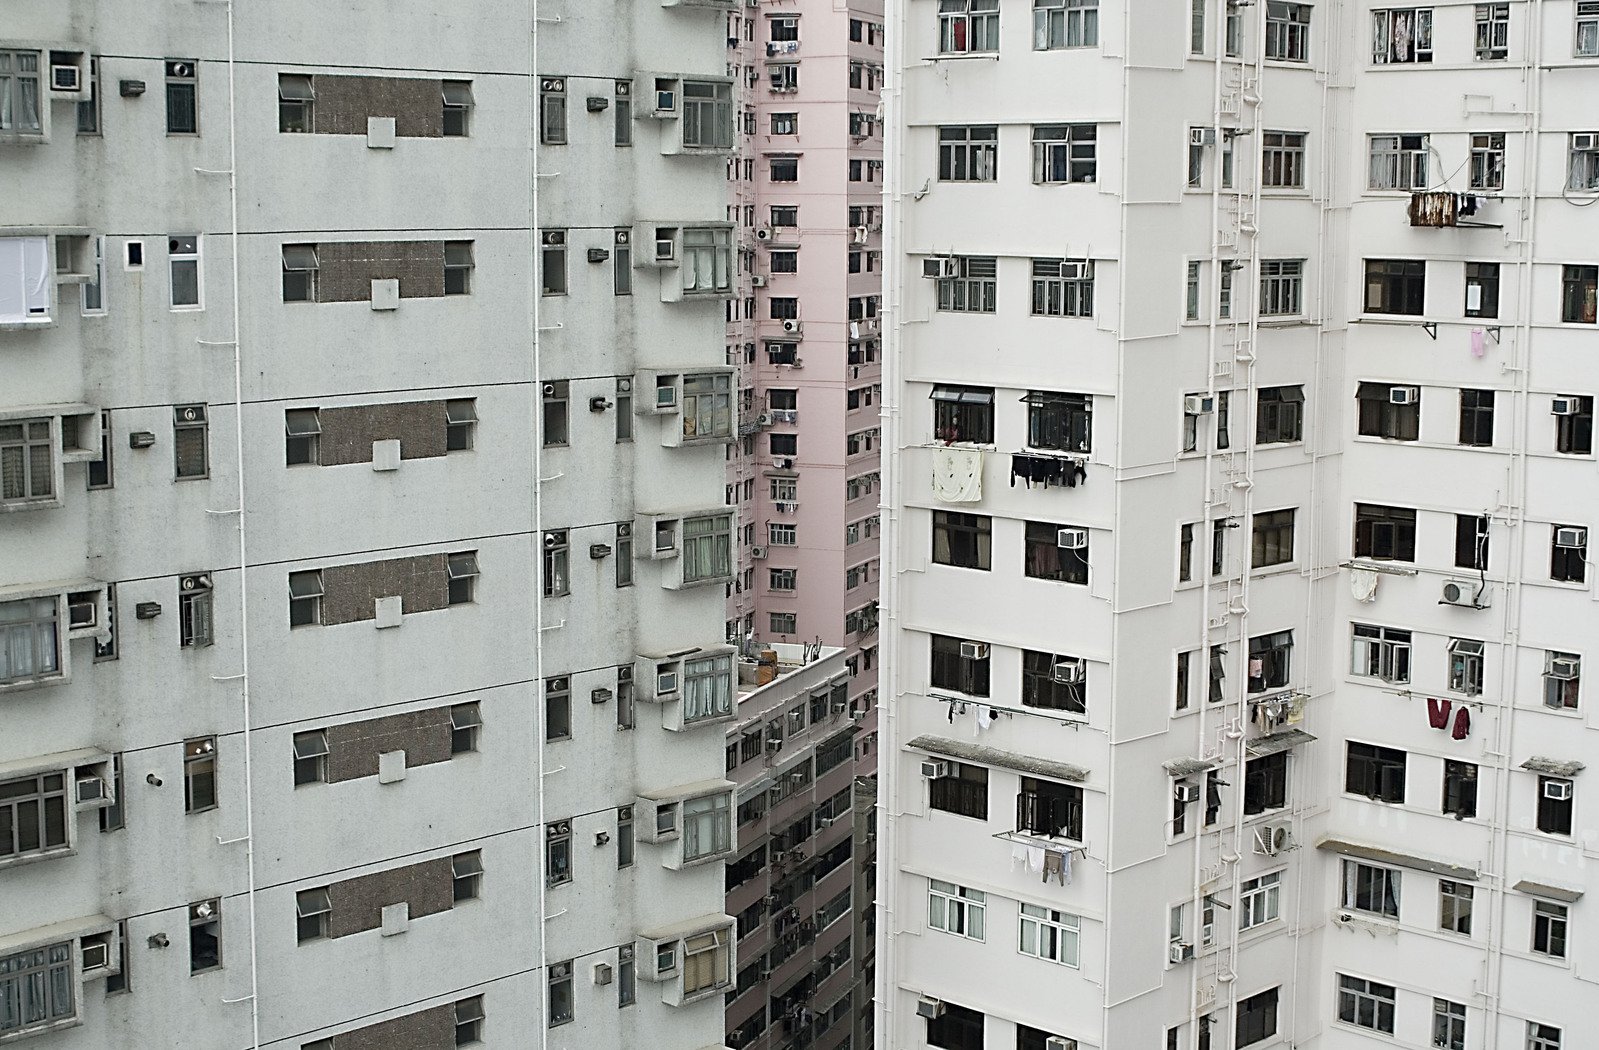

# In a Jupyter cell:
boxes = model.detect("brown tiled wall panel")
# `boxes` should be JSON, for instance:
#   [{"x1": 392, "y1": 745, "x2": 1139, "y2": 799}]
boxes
[
  {"x1": 312, "y1": 75, "x2": 444, "y2": 138},
  {"x1": 317, "y1": 240, "x2": 445, "y2": 302},
  {"x1": 333, "y1": 1004, "x2": 455, "y2": 1050},
  {"x1": 327, "y1": 857, "x2": 455, "y2": 938},
  {"x1": 326, "y1": 706, "x2": 454, "y2": 783},
  {"x1": 319, "y1": 401, "x2": 448, "y2": 465},
  {"x1": 322, "y1": 553, "x2": 448, "y2": 625}
]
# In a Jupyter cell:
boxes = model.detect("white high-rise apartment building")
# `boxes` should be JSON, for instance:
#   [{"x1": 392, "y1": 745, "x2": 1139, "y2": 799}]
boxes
[
  {"x1": 2, "y1": 3, "x2": 744, "y2": 1048},
  {"x1": 876, "y1": 1, "x2": 1597, "y2": 1048}
]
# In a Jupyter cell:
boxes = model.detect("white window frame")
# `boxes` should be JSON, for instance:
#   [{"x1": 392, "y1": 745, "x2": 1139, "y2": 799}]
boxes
[
  {"x1": 928, "y1": 878, "x2": 986, "y2": 940},
  {"x1": 1372, "y1": 8, "x2": 1434, "y2": 63},
  {"x1": 1259, "y1": 258, "x2": 1305, "y2": 316},
  {"x1": 681, "y1": 651, "x2": 734, "y2": 723},
  {"x1": 1351, "y1": 623, "x2": 1411, "y2": 683},
  {"x1": 1474, "y1": 2, "x2": 1509, "y2": 59},
  {"x1": 1031, "y1": 123, "x2": 1097, "y2": 184},
  {"x1": 1579, "y1": 0, "x2": 1599, "y2": 56},
  {"x1": 681, "y1": 791, "x2": 732, "y2": 862},
  {"x1": 79, "y1": 236, "x2": 105, "y2": 316},
  {"x1": 681, "y1": 80, "x2": 733, "y2": 150},
  {"x1": 0, "y1": 49, "x2": 45, "y2": 137},
  {"x1": 0, "y1": 235, "x2": 52, "y2": 325},
  {"x1": 1368, "y1": 134, "x2": 1430, "y2": 190},
  {"x1": 1567, "y1": 133, "x2": 1599, "y2": 191},
  {"x1": 1033, "y1": 0, "x2": 1099, "y2": 49},
  {"x1": 683, "y1": 227, "x2": 733, "y2": 295},
  {"x1": 167, "y1": 234, "x2": 202, "y2": 311},
  {"x1": 1265, "y1": 1, "x2": 1312, "y2": 61},
  {"x1": 0, "y1": 595, "x2": 64, "y2": 688},
  {"x1": 939, "y1": 0, "x2": 1002, "y2": 54},
  {"x1": 1017, "y1": 902, "x2": 1080, "y2": 966},
  {"x1": 1238, "y1": 871, "x2": 1282, "y2": 929}
]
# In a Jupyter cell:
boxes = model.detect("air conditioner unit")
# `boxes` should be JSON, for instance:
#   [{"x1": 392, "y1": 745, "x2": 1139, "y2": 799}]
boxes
[
  {"x1": 1388, "y1": 386, "x2": 1419, "y2": 405},
  {"x1": 919, "y1": 760, "x2": 950, "y2": 779},
  {"x1": 751, "y1": 275, "x2": 768, "y2": 287},
  {"x1": 1556, "y1": 527, "x2": 1587, "y2": 548},
  {"x1": 67, "y1": 594, "x2": 99, "y2": 630},
  {"x1": 756, "y1": 412, "x2": 772, "y2": 426},
  {"x1": 655, "y1": 669, "x2": 680, "y2": 696},
  {"x1": 655, "y1": 237, "x2": 676, "y2": 261},
  {"x1": 850, "y1": 709, "x2": 866, "y2": 721},
  {"x1": 1168, "y1": 941, "x2": 1195, "y2": 964},
  {"x1": 1173, "y1": 782, "x2": 1201, "y2": 804},
  {"x1": 51, "y1": 64, "x2": 82, "y2": 92},
  {"x1": 958, "y1": 641, "x2": 989, "y2": 660},
  {"x1": 766, "y1": 738, "x2": 782, "y2": 752},
  {"x1": 1051, "y1": 660, "x2": 1085, "y2": 685},
  {"x1": 916, "y1": 997, "x2": 946, "y2": 1019},
  {"x1": 781, "y1": 319, "x2": 804, "y2": 335},
  {"x1": 1551, "y1": 396, "x2": 1579, "y2": 416},
  {"x1": 922, "y1": 257, "x2": 958, "y2": 279},
  {"x1": 1573, "y1": 133, "x2": 1598, "y2": 152},
  {"x1": 1045, "y1": 1037, "x2": 1078, "y2": 1050},
  {"x1": 1440, "y1": 579, "x2": 1487, "y2": 608},
  {"x1": 75, "y1": 774, "x2": 113, "y2": 807},
  {"x1": 1190, "y1": 127, "x2": 1216, "y2": 147},
  {"x1": 654, "y1": 88, "x2": 676, "y2": 113},
  {"x1": 1184, "y1": 395, "x2": 1215, "y2": 415},
  {"x1": 1544, "y1": 780, "x2": 1573, "y2": 801},
  {"x1": 755, "y1": 227, "x2": 774, "y2": 241},
  {"x1": 1057, "y1": 528, "x2": 1089, "y2": 550},
  {"x1": 818, "y1": 815, "x2": 835, "y2": 828},
  {"x1": 1548, "y1": 656, "x2": 1580, "y2": 679},
  {"x1": 751, "y1": 545, "x2": 768, "y2": 559},
  {"x1": 1057, "y1": 261, "x2": 1088, "y2": 280},
  {"x1": 1254, "y1": 822, "x2": 1294, "y2": 855}
]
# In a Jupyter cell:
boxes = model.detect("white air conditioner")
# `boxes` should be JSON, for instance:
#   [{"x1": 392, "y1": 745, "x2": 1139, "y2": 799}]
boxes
[
  {"x1": 655, "y1": 237, "x2": 676, "y2": 261},
  {"x1": 751, "y1": 545, "x2": 767, "y2": 559},
  {"x1": 1057, "y1": 261, "x2": 1088, "y2": 280},
  {"x1": 1441, "y1": 580, "x2": 1487, "y2": 608},
  {"x1": 922, "y1": 257, "x2": 958, "y2": 280},
  {"x1": 1173, "y1": 782, "x2": 1201, "y2": 804},
  {"x1": 1551, "y1": 396, "x2": 1580, "y2": 416},
  {"x1": 654, "y1": 89, "x2": 676, "y2": 113},
  {"x1": 67, "y1": 594, "x2": 99, "y2": 630},
  {"x1": 1388, "y1": 386, "x2": 1419, "y2": 405},
  {"x1": 755, "y1": 227, "x2": 774, "y2": 241},
  {"x1": 51, "y1": 64, "x2": 82, "y2": 92},
  {"x1": 781, "y1": 319, "x2": 804, "y2": 335},
  {"x1": 1573, "y1": 133, "x2": 1598, "y2": 152},
  {"x1": 916, "y1": 997, "x2": 945, "y2": 1019},
  {"x1": 1548, "y1": 656, "x2": 1580, "y2": 679},
  {"x1": 756, "y1": 412, "x2": 772, "y2": 426},
  {"x1": 958, "y1": 641, "x2": 989, "y2": 660},
  {"x1": 1051, "y1": 660, "x2": 1085, "y2": 685},
  {"x1": 1057, "y1": 528, "x2": 1089, "y2": 550},
  {"x1": 655, "y1": 669, "x2": 680, "y2": 697},
  {"x1": 1189, "y1": 127, "x2": 1216, "y2": 147},
  {"x1": 1184, "y1": 394, "x2": 1215, "y2": 415},
  {"x1": 751, "y1": 275, "x2": 768, "y2": 287},
  {"x1": 75, "y1": 774, "x2": 113, "y2": 807},
  {"x1": 1544, "y1": 780, "x2": 1573, "y2": 801},
  {"x1": 1254, "y1": 822, "x2": 1294, "y2": 855},
  {"x1": 1555, "y1": 527, "x2": 1587, "y2": 549},
  {"x1": 919, "y1": 760, "x2": 949, "y2": 779},
  {"x1": 1045, "y1": 1037, "x2": 1078, "y2": 1050},
  {"x1": 818, "y1": 815, "x2": 836, "y2": 828},
  {"x1": 1168, "y1": 941, "x2": 1195, "y2": 964},
  {"x1": 850, "y1": 709, "x2": 865, "y2": 721}
]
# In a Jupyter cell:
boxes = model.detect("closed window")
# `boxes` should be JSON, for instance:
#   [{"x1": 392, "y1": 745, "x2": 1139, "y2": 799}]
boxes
[
  {"x1": 932, "y1": 511, "x2": 991, "y2": 570},
  {"x1": 1439, "y1": 879, "x2": 1474, "y2": 933},
  {"x1": 540, "y1": 231, "x2": 566, "y2": 296},
  {"x1": 1561, "y1": 264, "x2": 1597, "y2": 323},
  {"x1": 0, "y1": 772, "x2": 69, "y2": 860},
  {"x1": 0, "y1": 419, "x2": 54, "y2": 506},
  {"x1": 1238, "y1": 872, "x2": 1281, "y2": 929},
  {"x1": 1372, "y1": 10, "x2": 1433, "y2": 63},
  {"x1": 940, "y1": 0, "x2": 1001, "y2": 53},
  {"x1": 1235, "y1": 987, "x2": 1279, "y2": 1046},
  {"x1": 682, "y1": 81, "x2": 732, "y2": 149},
  {"x1": 1034, "y1": 0, "x2": 1099, "y2": 48},
  {"x1": 1364, "y1": 258, "x2": 1426, "y2": 313},
  {"x1": 1262, "y1": 131, "x2": 1306, "y2": 188},
  {"x1": 928, "y1": 761, "x2": 988, "y2": 819},
  {"x1": 928, "y1": 879, "x2": 986, "y2": 940},
  {"x1": 1251, "y1": 509, "x2": 1296, "y2": 568},
  {"x1": 1338, "y1": 974, "x2": 1396, "y2": 1033},
  {"x1": 1532, "y1": 900, "x2": 1568, "y2": 957},
  {"x1": 682, "y1": 227, "x2": 732, "y2": 294},
  {"x1": 1025, "y1": 521, "x2": 1089, "y2": 584},
  {"x1": 682, "y1": 652, "x2": 733, "y2": 723},
  {"x1": 1031, "y1": 258, "x2": 1094, "y2": 317},
  {"x1": 682, "y1": 792, "x2": 731, "y2": 861},
  {"x1": 1465, "y1": 261, "x2": 1500, "y2": 317},
  {"x1": 1032, "y1": 123, "x2": 1097, "y2": 183},
  {"x1": 178, "y1": 573, "x2": 214, "y2": 648},
  {"x1": 1469, "y1": 132, "x2": 1505, "y2": 189},
  {"x1": 1025, "y1": 391, "x2": 1092, "y2": 451},
  {"x1": 168, "y1": 235, "x2": 201, "y2": 309},
  {"x1": 538, "y1": 78, "x2": 566, "y2": 145},
  {"x1": 682, "y1": 373, "x2": 732, "y2": 441},
  {"x1": 1265, "y1": 2, "x2": 1311, "y2": 59},
  {"x1": 1536, "y1": 776, "x2": 1574, "y2": 835},
  {"x1": 545, "y1": 820, "x2": 572, "y2": 884},
  {"x1": 1528, "y1": 1021, "x2": 1563, "y2": 1050},
  {"x1": 1354, "y1": 503, "x2": 1416, "y2": 560},
  {"x1": 184, "y1": 737, "x2": 217, "y2": 813},
  {"x1": 544, "y1": 678, "x2": 570, "y2": 742},
  {"x1": 1345, "y1": 741, "x2": 1406, "y2": 802},
  {"x1": 173, "y1": 404, "x2": 209, "y2": 479},
  {"x1": 0, "y1": 51, "x2": 44, "y2": 135},
  {"x1": 935, "y1": 259, "x2": 998, "y2": 314},
  {"x1": 1259, "y1": 259, "x2": 1304, "y2": 315},
  {"x1": 1256, "y1": 386, "x2": 1304, "y2": 444},
  {"x1": 548, "y1": 960, "x2": 574, "y2": 1025},
  {"x1": 165, "y1": 59, "x2": 198, "y2": 134},
  {"x1": 1581, "y1": 0, "x2": 1599, "y2": 56},
  {"x1": 444, "y1": 241, "x2": 472, "y2": 295},
  {"x1": 1430, "y1": 999, "x2": 1466, "y2": 1050},
  {"x1": 1444, "y1": 759, "x2": 1479, "y2": 819},
  {"x1": 1018, "y1": 904, "x2": 1080, "y2": 965},
  {"x1": 1475, "y1": 3, "x2": 1510, "y2": 58},
  {"x1": 682, "y1": 514, "x2": 732, "y2": 583},
  {"x1": 938, "y1": 125, "x2": 998, "y2": 181},
  {"x1": 1459, "y1": 388, "x2": 1495, "y2": 445}
]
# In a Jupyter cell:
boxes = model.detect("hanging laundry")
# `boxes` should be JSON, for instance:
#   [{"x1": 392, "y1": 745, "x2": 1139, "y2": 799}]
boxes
[
  {"x1": 1451, "y1": 706, "x2": 1471, "y2": 740},
  {"x1": 1042, "y1": 849, "x2": 1067, "y2": 886},
  {"x1": 1025, "y1": 845, "x2": 1045, "y2": 873},
  {"x1": 1285, "y1": 695, "x2": 1307, "y2": 724},
  {"x1": 1012, "y1": 842, "x2": 1030, "y2": 871},
  {"x1": 975, "y1": 706, "x2": 996, "y2": 735},
  {"x1": 1470, "y1": 327, "x2": 1487, "y2": 358},
  {"x1": 1350, "y1": 567, "x2": 1379, "y2": 602},
  {"x1": 932, "y1": 447, "x2": 983, "y2": 502},
  {"x1": 1427, "y1": 697, "x2": 1452, "y2": 730},
  {"x1": 1060, "y1": 847, "x2": 1073, "y2": 885}
]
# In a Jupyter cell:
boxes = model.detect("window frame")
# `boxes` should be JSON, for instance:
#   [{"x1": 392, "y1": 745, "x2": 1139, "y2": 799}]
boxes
[
  {"x1": 932, "y1": 510, "x2": 992, "y2": 571},
  {"x1": 928, "y1": 879, "x2": 987, "y2": 940},
  {"x1": 1031, "y1": 123, "x2": 1097, "y2": 184}
]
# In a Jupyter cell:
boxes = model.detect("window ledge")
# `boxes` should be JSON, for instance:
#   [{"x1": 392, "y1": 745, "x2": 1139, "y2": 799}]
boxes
[
  {"x1": 1256, "y1": 317, "x2": 1315, "y2": 329},
  {"x1": 0, "y1": 318, "x2": 56, "y2": 332},
  {"x1": 926, "y1": 52, "x2": 1001, "y2": 62},
  {"x1": 0, "y1": 845, "x2": 77, "y2": 873},
  {"x1": 0, "y1": 498, "x2": 65, "y2": 514}
]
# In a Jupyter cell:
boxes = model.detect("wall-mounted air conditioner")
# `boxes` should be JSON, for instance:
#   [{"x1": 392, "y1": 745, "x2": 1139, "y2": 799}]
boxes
[
  {"x1": 922, "y1": 257, "x2": 958, "y2": 280},
  {"x1": 1057, "y1": 528, "x2": 1089, "y2": 550},
  {"x1": 958, "y1": 641, "x2": 988, "y2": 660},
  {"x1": 919, "y1": 760, "x2": 949, "y2": 779}
]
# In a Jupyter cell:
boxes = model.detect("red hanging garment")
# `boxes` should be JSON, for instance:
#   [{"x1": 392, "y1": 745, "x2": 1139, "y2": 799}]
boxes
[
  {"x1": 1451, "y1": 706, "x2": 1471, "y2": 740},
  {"x1": 1427, "y1": 696, "x2": 1452, "y2": 729}
]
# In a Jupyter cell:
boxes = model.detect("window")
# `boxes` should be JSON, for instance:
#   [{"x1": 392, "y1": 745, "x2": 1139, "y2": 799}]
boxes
[
  {"x1": 768, "y1": 522, "x2": 797, "y2": 546},
  {"x1": 1581, "y1": 0, "x2": 1599, "y2": 55},
  {"x1": 278, "y1": 73, "x2": 313, "y2": 132},
  {"x1": 80, "y1": 237, "x2": 106, "y2": 316},
  {"x1": 1364, "y1": 258, "x2": 1426, "y2": 314},
  {"x1": 617, "y1": 945, "x2": 636, "y2": 1007},
  {"x1": 940, "y1": 0, "x2": 1001, "y2": 53},
  {"x1": 935, "y1": 258, "x2": 998, "y2": 314},
  {"x1": 1262, "y1": 131, "x2": 1306, "y2": 188},
  {"x1": 1179, "y1": 525, "x2": 1195, "y2": 583},
  {"x1": 682, "y1": 80, "x2": 731, "y2": 149},
  {"x1": 1354, "y1": 503, "x2": 1416, "y2": 561},
  {"x1": 189, "y1": 900, "x2": 221, "y2": 973},
  {"x1": 1470, "y1": 133, "x2": 1505, "y2": 190},
  {"x1": 1235, "y1": 987, "x2": 1279, "y2": 1047},
  {"x1": 455, "y1": 996, "x2": 485, "y2": 1044},
  {"x1": 165, "y1": 59, "x2": 197, "y2": 134},
  {"x1": 1022, "y1": 650, "x2": 1087, "y2": 713},
  {"x1": 451, "y1": 850, "x2": 482, "y2": 902},
  {"x1": 1017, "y1": 777, "x2": 1083, "y2": 839},
  {"x1": 1345, "y1": 742, "x2": 1406, "y2": 803},
  {"x1": 612, "y1": 80, "x2": 631, "y2": 146},
  {"x1": 770, "y1": 112, "x2": 797, "y2": 136},
  {"x1": 616, "y1": 805, "x2": 634, "y2": 867},
  {"x1": 1554, "y1": 394, "x2": 1594, "y2": 453},
  {"x1": 1432, "y1": 998, "x2": 1466, "y2": 1050},
  {"x1": 931, "y1": 384, "x2": 995, "y2": 442},
  {"x1": 1018, "y1": 904, "x2": 1079, "y2": 965},
  {"x1": 1337, "y1": 974, "x2": 1396, "y2": 1033},
  {"x1": 1368, "y1": 135, "x2": 1430, "y2": 192},
  {"x1": 1034, "y1": 0, "x2": 1099, "y2": 48},
  {"x1": 1551, "y1": 525, "x2": 1587, "y2": 583},
  {"x1": 539, "y1": 78, "x2": 566, "y2": 144},
  {"x1": 0, "y1": 50, "x2": 43, "y2": 135},
  {"x1": 179, "y1": 573, "x2": 214, "y2": 648},
  {"x1": 1254, "y1": 386, "x2": 1303, "y2": 445},
  {"x1": 184, "y1": 737, "x2": 217, "y2": 813},
  {"x1": 683, "y1": 227, "x2": 732, "y2": 294},
  {"x1": 938, "y1": 125, "x2": 998, "y2": 181},
  {"x1": 548, "y1": 960, "x2": 574, "y2": 1026},
  {"x1": 447, "y1": 551, "x2": 479, "y2": 605},
  {"x1": 1543, "y1": 651, "x2": 1580, "y2": 710},
  {"x1": 1342, "y1": 860, "x2": 1402, "y2": 919},
  {"x1": 1439, "y1": 879, "x2": 1474, "y2": 933},
  {"x1": 442, "y1": 80, "x2": 472, "y2": 136},
  {"x1": 1560, "y1": 264, "x2": 1597, "y2": 323},
  {"x1": 1025, "y1": 521, "x2": 1089, "y2": 584},
  {"x1": 1031, "y1": 258, "x2": 1094, "y2": 317},
  {"x1": 928, "y1": 880, "x2": 986, "y2": 940},
  {"x1": 1258, "y1": 259, "x2": 1304, "y2": 316},
  {"x1": 682, "y1": 514, "x2": 732, "y2": 583},
  {"x1": 682, "y1": 792, "x2": 732, "y2": 861},
  {"x1": 1243, "y1": 752, "x2": 1288, "y2": 815},
  {"x1": 444, "y1": 241, "x2": 472, "y2": 295},
  {"x1": 544, "y1": 820, "x2": 573, "y2": 886},
  {"x1": 444, "y1": 399, "x2": 476, "y2": 452},
  {"x1": 292, "y1": 730, "x2": 328, "y2": 786},
  {"x1": 1532, "y1": 900, "x2": 1568, "y2": 957},
  {"x1": 1537, "y1": 776, "x2": 1574, "y2": 835},
  {"x1": 928, "y1": 761, "x2": 988, "y2": 819},
  {"x1": 683, "y1": 373, "x2": 732, "y2": 442},
  {"x1": 927, "y1": 1002, "x2": 985, "y2": 1050},
  {"x1": 933, "y1": 511, "x2": 992, "y2": 570},
  {"x1": 0, "y1": 419, "x2": 54, "y2": 506},
  {"x1": 1528, "y1": 1022, "x2": 1563, "y2": 1050},
  {"x1": 1465, "y1": 261, "x2": 1500, "y2": 317},
  {"x1": 1238, "y1": 872, "x2": 1281, "y2": 930},
  {"x1": 1032, "y1": 124, "x2": 1097, "y2": 183},
  {"x1": 682, "y1": 651, "x2": 733, "y2": 723},
  {"x1": 174, "y1": 404, "x2": 209, "y2": 478},
  {"x1": 169, "y1": 235, "x2": 201, "y2": 309},
  {"x1": 1457, "y1": 388, "x2": 1496, "y2": 447},
  {"x1": 1455, "y1": 513, "x2": 1490, "y2": 571},
  {"x1": 540, "y1": 231, "x2": 566, "y2": 296},
  {"x1": 295, "y1": 887, "x2": 330, "y2": 943},
  {"x1": 768, "y1": 154, "x2": 798, "y2": 181},
  {"x1": 283, "y1": 574, "x2": 332, "y2": 638},
  {"x1": 1025, "y1": 391, "x2": 1092, "y2": 451},
  {"x1": 1475, "y1": 3, "x2": 1510, "y2": 59},
  {"x1": 1448, "y1": 639, "x2": 1485, "y2": 696},
  {"x1": 767, "y1": 568, "x2": 796, "y2": 593},
  {"x1": 545, "y1": 677, "x2": 571, "y2": 742},
  {"x1": 682, "y1": 928, "x2": 731, "y2": 996},
  {"x1": 931, "y1": 634, "x2": 991, "y2": 696},
  {"x1": 0, "y1": 772, "x2": 68, "y2": 860},
  {"x1": 1372, "y1": 9, "x2": 1433, "y2": 62},
  {"x1": 767, "y1": 64, "x2": 799, "y2": 93},
  {"x1": 281, "y1": 244, "x2": 318, "y2": 303},
  {"x1": 540, "y1": 381, "x2": 569, "y2": 448},
  {"x1": 1251, "y1": 510, "x2": 1295, "y2": 568},
  {"x1": 1185, "y1": 261, "x2": 1203, "y2": 320},
  {"x1": 1444, "y1": 759, "x2": 1479, "y2": 818}
]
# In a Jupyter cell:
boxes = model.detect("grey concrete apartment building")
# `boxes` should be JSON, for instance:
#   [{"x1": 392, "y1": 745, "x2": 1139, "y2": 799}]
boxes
[{"x1": 2, "y1": 2, "x2": 746, "y2": 1048}]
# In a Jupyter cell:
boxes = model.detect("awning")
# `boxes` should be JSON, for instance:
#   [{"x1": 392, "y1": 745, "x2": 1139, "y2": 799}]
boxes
[
  {"x1": 1246, "y1": 728, "x2": 1316, "y2": 758},
  {"x1": 1315, "y1": 836, "x2": 1477, "y2": 881},
  {"x1": 908, "y1": 735, "x2": 1088, "y2": 784},
  {"x1": 1512, "y1": 880, "x2": 1584, "y2": 903},
  {"x1": 1163, "y1": 756, "x2": 1220, "y2": 777},
  {"x1": 1521, "y1": 756, "x2": 1585, "y2": 777}
]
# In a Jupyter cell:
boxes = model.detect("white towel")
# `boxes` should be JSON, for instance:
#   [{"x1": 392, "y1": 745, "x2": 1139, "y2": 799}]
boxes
[
  {"x1": 1061, "y1": 848, "x2": 1074, "y2": 885},
  {"x1": 976, "y1": 706, "x2": 995, "y2": 734},
  {"x1": 1012, "y1": 843, "x2": 1030, "y2": 871},
  {"x1": 1349, "y1": 567, "x2": 1379, "y2": 603},
  {"x1": 1025, "y1": 845, "x2": 1045, "y2": 873},
  {"x1": 931, "y1": 447, "x2": 984, "y2": 503}
]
